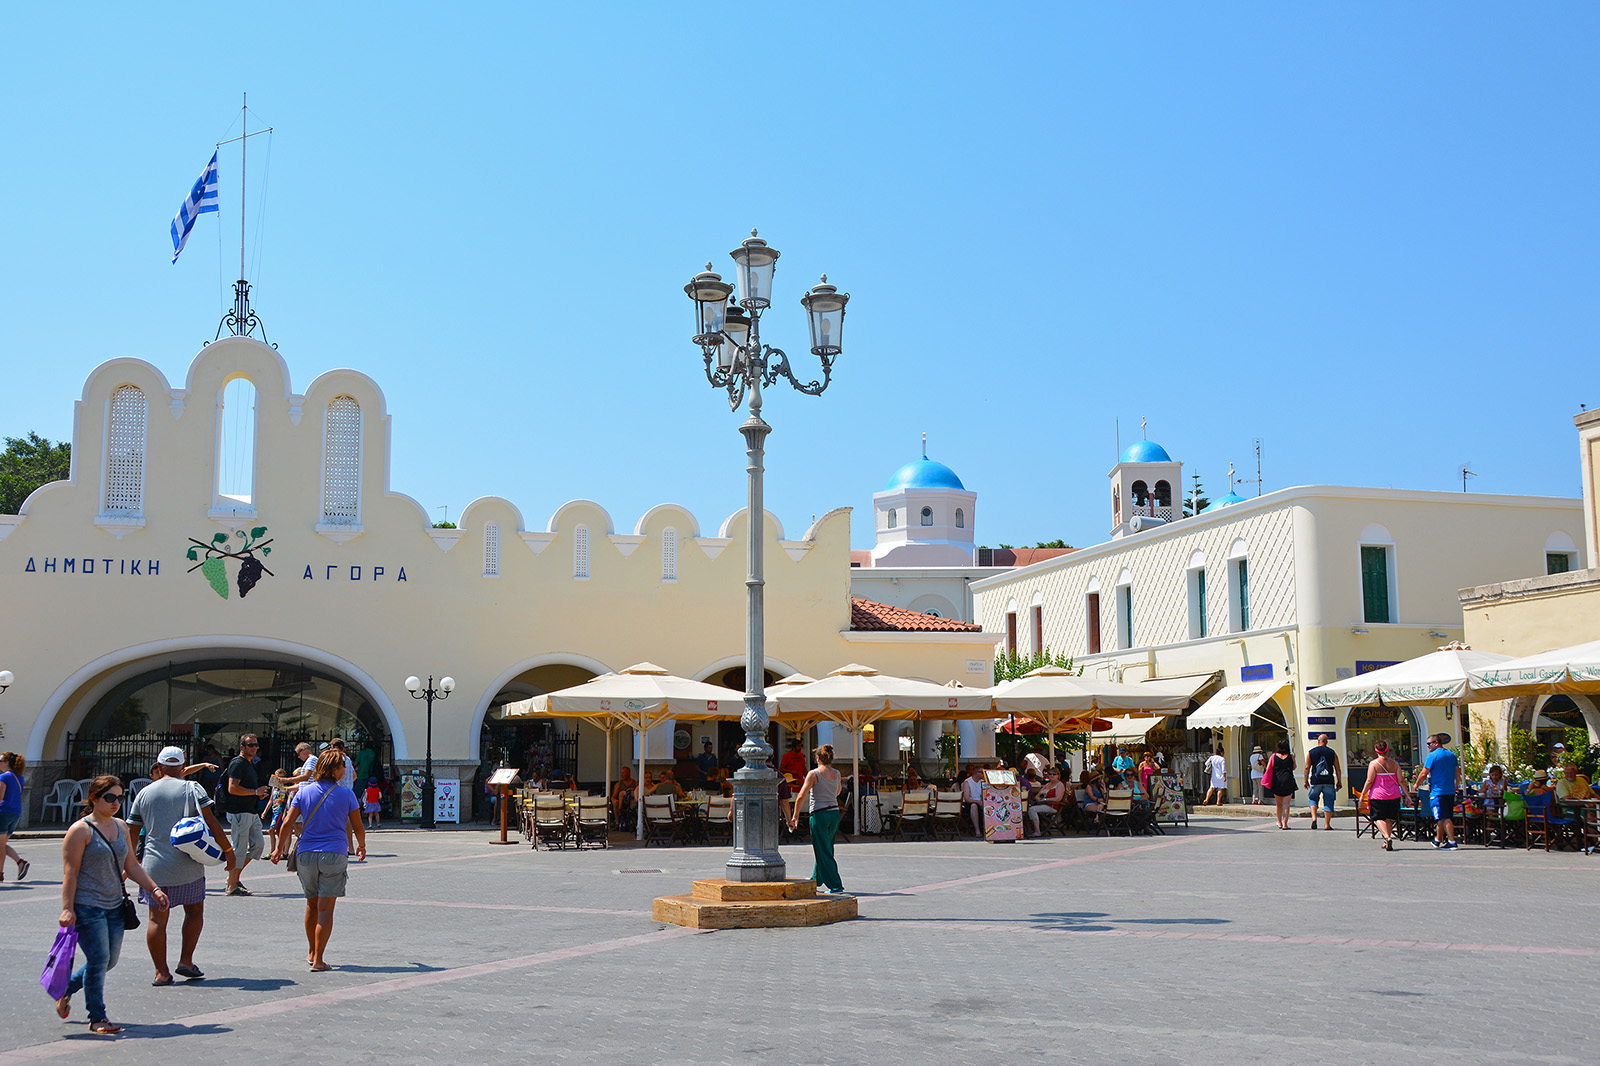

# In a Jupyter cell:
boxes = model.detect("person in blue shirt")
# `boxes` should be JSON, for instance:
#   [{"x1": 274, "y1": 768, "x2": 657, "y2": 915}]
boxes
[{"x1": 1415, "y1": 733, "x2": 1462, "y2": 851}]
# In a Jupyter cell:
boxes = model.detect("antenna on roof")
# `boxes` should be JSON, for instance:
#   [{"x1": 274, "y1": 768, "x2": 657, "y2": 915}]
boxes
[
  {"x1": 1460, "y1": 463, "x2": 1477, "y2": 492},
  {"x1": 1234, "y1": 438, "x2": 1264, "y2": 496}
]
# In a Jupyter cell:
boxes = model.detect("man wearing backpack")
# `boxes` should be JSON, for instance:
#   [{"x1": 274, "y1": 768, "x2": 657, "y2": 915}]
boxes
[{"x1": 126, "y1": 748, "x2": 235, "y2": 985}]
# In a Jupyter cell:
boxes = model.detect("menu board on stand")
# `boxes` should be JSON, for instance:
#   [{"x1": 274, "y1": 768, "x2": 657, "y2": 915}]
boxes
[
  {"x1": 1153, "y1": 773, "x2": 1187, "y2": 825},
  {"x1": 981, "y1": 769, "x2": 1023, "y2": 842}
]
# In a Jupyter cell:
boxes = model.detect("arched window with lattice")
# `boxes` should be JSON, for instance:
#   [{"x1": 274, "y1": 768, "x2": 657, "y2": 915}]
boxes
[
  {"x1": 102, "y1": 384, "x2": 148, "y2": 517},
  {"x1": 662, "y1": 527, "x2": 678, "y2": 581},
  {"x1": 319, "y1": 396, "x2": 362, "y2": 527},
  {"x1": 483, "y1": 521, "x2": 500, "y2": 577},
  {"x1": 574, "y1": 524, "x2": 590, "y2": 579}
]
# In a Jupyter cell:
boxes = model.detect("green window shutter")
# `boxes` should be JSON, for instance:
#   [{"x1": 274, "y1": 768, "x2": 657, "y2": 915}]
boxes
[
  {"x1": 1237, "y1": 559, "x2": 1250, "y2": 630},
  {"x1": 1547, "y1": 552, "x2": 1571, "y2": 575},
  {"x1": 1361, "y1": 546, "x2": 1390, "y2": 623},
  {"x1": 1197, "y1": 569, "x2": 1207, "y2": 638}
]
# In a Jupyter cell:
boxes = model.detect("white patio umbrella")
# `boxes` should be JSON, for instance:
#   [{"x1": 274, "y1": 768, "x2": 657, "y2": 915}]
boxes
[
  {"x1": 1467, "y1": 638, "x2": 1600, "y2": 698},
  {"x1": 502, "y1": 663, "x2": 742, "y2": 839},
  {"x1": 986, "y1": 666, "x2": 1195, "y2": 768},
  {"x1": 767, "y1": 664, "x2": 994, "y2": 829},
  {"x1": 1306, "y1": 643, "x2": 1515, "y2": 741},
  {"x1": 766, "y1": 673, "x2": 824, "y2": 757}
]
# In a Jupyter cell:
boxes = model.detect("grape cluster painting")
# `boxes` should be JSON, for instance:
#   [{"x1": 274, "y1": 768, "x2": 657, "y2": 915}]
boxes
[{"x1": 186, "y1": 526, "x2": 275, "y2": 600}]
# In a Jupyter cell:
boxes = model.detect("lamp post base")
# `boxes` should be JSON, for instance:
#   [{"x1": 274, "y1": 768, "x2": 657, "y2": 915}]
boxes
[{"x1": 725, "y1": 767, "x2": 785, "y2": 883}]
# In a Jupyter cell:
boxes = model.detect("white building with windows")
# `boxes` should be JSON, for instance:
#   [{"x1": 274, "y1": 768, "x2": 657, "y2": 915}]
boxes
[{"x1": 971, "y1": 482, "x2": 1585, "y2": 800}]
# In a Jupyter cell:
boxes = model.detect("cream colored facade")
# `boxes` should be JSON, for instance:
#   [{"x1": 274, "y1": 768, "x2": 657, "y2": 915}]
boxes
[
  {"x1": 972, "y1": 485, "x2": 1585, "y2": 800},
  {"x1": 0, "y1": 338, "x2": 996, "y2": 819},
  {"x1": 1460, "y1": 408, "x2": 1600, "y2": 743}
]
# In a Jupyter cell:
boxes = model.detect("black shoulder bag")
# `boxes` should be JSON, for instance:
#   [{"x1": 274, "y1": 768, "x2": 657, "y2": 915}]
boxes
[{"x1": 85, "y1": 819, "x2": 141, "y2": 930}]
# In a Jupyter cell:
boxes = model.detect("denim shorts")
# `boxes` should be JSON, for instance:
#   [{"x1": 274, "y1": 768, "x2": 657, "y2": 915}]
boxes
[
  {"x1": 0, "y1": 811, "x2": 19, "y2": 835},
  {"x1": 1431, "y1": 794, "x2": 1457, "y2": 820},
  {"x1": 1307, "y1": 784, "x2": 1337, "y2": 811}
]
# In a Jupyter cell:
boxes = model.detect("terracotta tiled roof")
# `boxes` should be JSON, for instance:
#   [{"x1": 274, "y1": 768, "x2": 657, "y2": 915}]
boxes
[
  {"x1": 850, "y1": 598, "x2": 982, "y2": 633},
  {"x1": 989, "y1": 547, "x2": 1076, "y2": 567}
]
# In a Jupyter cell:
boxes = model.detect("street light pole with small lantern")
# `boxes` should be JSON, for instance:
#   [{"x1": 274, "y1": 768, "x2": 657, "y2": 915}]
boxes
[{"x1": 405, "y1": 674, "x2": 454, "y2": 829}]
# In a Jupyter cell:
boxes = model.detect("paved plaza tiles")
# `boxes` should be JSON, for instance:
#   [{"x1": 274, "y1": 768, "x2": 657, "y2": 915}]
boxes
[{"x1": 1, "y1": 819, "x2": 1596, "y2": 1066}]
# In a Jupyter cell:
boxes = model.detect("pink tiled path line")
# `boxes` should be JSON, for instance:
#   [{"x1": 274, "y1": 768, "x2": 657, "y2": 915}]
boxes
[
  {"x1": 0, "y1": 927, "x2": 703, "y2": 1066},
  {"x1": 1039, "y1": 927, "x2": 1600, "y2": 956}
]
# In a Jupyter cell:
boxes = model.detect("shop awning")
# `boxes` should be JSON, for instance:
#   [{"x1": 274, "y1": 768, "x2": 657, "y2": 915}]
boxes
[
  {"x1": 1101, "y1": 715, "x2": 1164, "y2": 741},
  {"x1": 1186, "y1": 681, "x2": 1290, "y2": 729}
]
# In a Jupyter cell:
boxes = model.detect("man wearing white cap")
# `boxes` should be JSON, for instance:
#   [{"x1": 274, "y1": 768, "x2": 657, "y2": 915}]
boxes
[{"x1": 126, "y1": 747, "x2": 235, "y2": 985}]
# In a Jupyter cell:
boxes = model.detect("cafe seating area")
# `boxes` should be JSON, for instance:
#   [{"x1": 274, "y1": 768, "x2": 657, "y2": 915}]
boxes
[{"x1": 1353, "y1": 777, "x2": 1600, "y2": 853}]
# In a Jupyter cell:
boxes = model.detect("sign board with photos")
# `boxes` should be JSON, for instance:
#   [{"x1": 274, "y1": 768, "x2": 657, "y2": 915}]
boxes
[{"x1": 434, "y1": 779, "x2": 461, "y2": 824}]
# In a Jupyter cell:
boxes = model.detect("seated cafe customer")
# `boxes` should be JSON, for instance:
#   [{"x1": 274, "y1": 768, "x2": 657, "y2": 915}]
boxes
[
  {"x1": 1479, "y1": 764, "x2": 1508, "y2": 806},
  {"x1": 1553, "y1": 764, "x2": 1596, "y2": 803}
]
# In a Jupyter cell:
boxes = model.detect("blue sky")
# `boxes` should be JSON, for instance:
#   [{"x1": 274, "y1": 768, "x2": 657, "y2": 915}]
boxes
[{"x1": 2, "y1": 6, "x2": 1595, "y2": 550}]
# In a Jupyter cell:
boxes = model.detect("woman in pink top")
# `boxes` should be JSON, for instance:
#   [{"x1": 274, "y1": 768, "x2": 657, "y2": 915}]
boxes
[{"x1": 1362, "y1": 740, "x2": 1409, "y2": 851}]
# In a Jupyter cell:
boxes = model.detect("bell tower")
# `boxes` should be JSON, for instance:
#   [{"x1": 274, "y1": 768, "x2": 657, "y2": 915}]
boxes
[{"x1": 1110, "y1": 422, "x2": 1182, "y2": 538}]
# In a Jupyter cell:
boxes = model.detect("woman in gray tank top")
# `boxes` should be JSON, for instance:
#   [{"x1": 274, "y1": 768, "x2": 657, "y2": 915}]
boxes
[
  {"x1": 789, "y1": 744, "x2": 847, "y2": 894},
  {"x1": 55, "y1": 775, "x2": 167, "y2": 1034}
]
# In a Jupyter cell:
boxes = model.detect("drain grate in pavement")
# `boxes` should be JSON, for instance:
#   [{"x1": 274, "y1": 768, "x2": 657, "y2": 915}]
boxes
[{"x1": 616, "y1": 869, "x2": 665, "y2": 874}]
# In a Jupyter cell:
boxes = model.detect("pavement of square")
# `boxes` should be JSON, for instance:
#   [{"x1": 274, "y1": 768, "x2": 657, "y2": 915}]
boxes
[{"x1": 1, "y1": 818, "x2": 1595, "y2": 1066}]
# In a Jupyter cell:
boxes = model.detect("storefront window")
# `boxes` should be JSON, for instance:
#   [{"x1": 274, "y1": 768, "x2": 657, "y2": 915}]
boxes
[
  {"x1": 1244, "y1": 700, "x2": 1288, "y2": 768},
  {"x1": 1345, "y1": 706, "x2": 1418, "y2": 791}
]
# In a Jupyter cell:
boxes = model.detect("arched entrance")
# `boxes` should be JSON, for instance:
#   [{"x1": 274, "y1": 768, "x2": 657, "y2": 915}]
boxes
[
  {"x1": 480, "y1": 662, "x2": 601, "y2": 787},
  {"x1": 67, "y1": 656, "x2": 391, "y2": 784},
  {"x1": 1535, "y1": 695, "x2": 1591, "y2": 752},
  {"x1": 708, "y1": 666, "x2": 782, "y2": 775}
]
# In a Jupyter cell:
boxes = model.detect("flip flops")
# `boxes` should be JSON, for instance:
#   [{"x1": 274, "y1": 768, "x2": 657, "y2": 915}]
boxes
[
  {"x1": 15, "y1": 859, "x2": 28, "y2": 881},
  {"x1": 152, "y1": 976, "x2": 174, "y2": 986},
  {"x1": 174, "y1": 965, "x2": 205, "y2": 980}
]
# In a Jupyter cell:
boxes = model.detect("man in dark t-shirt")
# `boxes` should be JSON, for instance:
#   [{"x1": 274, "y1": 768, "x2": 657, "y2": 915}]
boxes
[
  {"x1": 222, "y1": 735, "x2": 269, "y2": 895},
  {"x1": 1303, "y1": 734, "x2": 1341, "y2": 831}
]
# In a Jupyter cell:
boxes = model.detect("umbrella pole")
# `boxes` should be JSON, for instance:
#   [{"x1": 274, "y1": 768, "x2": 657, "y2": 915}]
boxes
[
  {"x1": 853, "y1": 727, "x2": 861, "y2": 836},
  {"x1": 604, "y1": 727, "x2": 613, "y2": 821},
  {"x1": 636, "y1": 722, "x2": 646, "y2": 841},
  {"x1": 1048, "y1": 724, "x2": 1056, "y2": 771}
]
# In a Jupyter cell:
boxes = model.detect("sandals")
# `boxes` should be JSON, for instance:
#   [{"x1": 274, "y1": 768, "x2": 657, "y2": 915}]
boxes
[
  {"x1": 89, "y1": 1022, "x2": 123, "y2": 1035},
  {"x1": 174, "y1": 965, "x2": 205, "y2": 980},
  {"x1": 1382, "y1": 838, "x2": 1394, "y2": 851},
  {"x1": 152, "y1": 975, "x2": 174, "y2": 986},
  {"x1": 15, "y1": 859, "x2": 28, "y2": 880}
]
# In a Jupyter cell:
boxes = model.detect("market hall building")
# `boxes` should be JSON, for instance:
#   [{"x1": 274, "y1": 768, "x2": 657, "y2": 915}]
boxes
[{"x1": 0, "y1": 337, "x2": 999, "y2": 824}]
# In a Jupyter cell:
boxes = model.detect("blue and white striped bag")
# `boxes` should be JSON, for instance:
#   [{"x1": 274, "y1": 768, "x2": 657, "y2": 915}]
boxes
[{"x1": 171, "y1": 785, "x2": 226, "y2": 866}]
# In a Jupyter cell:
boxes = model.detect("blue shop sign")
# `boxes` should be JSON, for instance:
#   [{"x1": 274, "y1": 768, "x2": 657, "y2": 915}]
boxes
[{"x1": 1240, "y1": 664, "x2": 1273, "y2": 683}]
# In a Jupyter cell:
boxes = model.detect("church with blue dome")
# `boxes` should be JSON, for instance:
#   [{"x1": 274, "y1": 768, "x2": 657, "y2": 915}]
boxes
[{"x1": 870, "y1": 440, "x2": 978, "y2": 567}]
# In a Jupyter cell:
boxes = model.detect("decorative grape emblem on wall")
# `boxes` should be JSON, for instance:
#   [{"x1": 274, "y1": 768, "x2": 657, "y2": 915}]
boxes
[{"x1": 186, "y1": 526, "x2": 274, "y2": 600}]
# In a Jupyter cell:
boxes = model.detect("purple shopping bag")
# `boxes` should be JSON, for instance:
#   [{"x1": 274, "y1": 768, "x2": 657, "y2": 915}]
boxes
[{"x1": 40, "y1": 925, "x2": 78, "y2": 1001}]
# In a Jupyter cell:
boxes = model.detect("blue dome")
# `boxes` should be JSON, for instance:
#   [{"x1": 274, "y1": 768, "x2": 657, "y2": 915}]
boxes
[
  {"x1": 1120, "y1": 440, "x2": 1172, "y2": 464},
  {"x1": 1203, "y1": 491, "x2": 1247, "y2": 513},
  {"x1": 885, "y1": 458, "x2": 965, "y2": 491}
]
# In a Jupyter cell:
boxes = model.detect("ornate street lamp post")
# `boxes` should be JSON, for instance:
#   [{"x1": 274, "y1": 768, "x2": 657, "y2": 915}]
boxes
[
  {"x1": 404, "y1": 674, "x2": 455, "y2": 829},
  {"x1": 685, "y1": 231, "x2": 849, "y2": 883}
]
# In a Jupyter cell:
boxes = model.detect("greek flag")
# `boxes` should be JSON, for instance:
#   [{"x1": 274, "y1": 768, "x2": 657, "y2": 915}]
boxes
[{"x1": 170, "y1": 151, "x2": 219, "y2": 264}]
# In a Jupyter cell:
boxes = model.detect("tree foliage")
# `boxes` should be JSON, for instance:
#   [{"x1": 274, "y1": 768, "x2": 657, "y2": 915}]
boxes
[
  {"x1": 1033, "y1": 539, "x2": 1072, "y2": 549},
  {"x1": 1183, "y1": 472, "x2": 1210, "y2": 517},
  {"x1": 993, "y1": 647, "x2": 1080, "y2": 685},
  {"x1": 0, "y1": 432, "x2": 71, "y2": 514}
]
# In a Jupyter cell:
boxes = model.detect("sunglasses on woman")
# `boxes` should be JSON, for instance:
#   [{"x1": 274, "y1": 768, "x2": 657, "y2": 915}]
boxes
[{"x1": 99, "y1": 792, "x2": 124, "y2": 804}]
